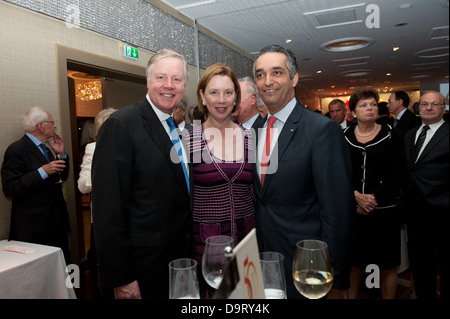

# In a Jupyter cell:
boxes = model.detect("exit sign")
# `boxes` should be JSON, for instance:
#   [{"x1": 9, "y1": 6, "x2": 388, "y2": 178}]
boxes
[{"x1": 124, "y1": 44, "x2": 139, "y2": 60}]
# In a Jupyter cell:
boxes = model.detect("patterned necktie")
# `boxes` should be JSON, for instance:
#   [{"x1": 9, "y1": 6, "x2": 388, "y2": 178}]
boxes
[
  {"x1": 413, "y1": 125, "x2": 430, "y2": 161},
  {"x1": 260, "y1": 116, "x2": 277, "y2": 187},
  {"x1": 166, "y1": 117, "x2": 190, "y2": 194},
  {"x1": 39, "y1": 143, "x2": 50, "y2": 162}
]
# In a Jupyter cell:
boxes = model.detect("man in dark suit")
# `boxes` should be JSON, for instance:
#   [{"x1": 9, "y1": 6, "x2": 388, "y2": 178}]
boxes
[
  {"x1": 252, "y1": 45, "x2": 355, "y2": 299},
  {"x1": 92, "y1": 49, "x2": 193, "y2": 299},
  {"x1": 1, "y1": 106, "x2": 70, "y2": 262},
  {"x1": 404, "y1": 90, "x2": 449, "y2": 299},
  {"x1": 232, "y1": 76, "x2": 263, "y2": 129},
  {"x1": 388, "y1": 91, "x2": 421, "y2": 133},
  {"x1": 328, "y1": 98, "x2": 355, "y2": 129},
  {"x1": 173, "y1": 99, "x2": 193, "y2": 133}
]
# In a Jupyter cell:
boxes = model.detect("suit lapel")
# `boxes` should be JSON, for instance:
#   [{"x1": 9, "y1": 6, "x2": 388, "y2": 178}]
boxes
[
  {"x1": 139, "y1": 99, "x2": 189, "y2": 196},
  {"x1": 23, "y1": 135, "x2": 50, "y2": 164},
  {"x1": 416, "y1": 121, "x2": 449, "y2": 165}
]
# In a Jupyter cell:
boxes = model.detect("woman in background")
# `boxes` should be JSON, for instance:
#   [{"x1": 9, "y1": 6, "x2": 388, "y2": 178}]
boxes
[
  {"x1": 343, "y1": 88, "x2": 405, "y2": 299},
  {"x1": 77, "y1": 107, "x2": 116, "y2": 297}
]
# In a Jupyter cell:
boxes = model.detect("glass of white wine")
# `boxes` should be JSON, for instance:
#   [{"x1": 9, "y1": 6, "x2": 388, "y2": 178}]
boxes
[
  {"x1": 202, "y1": 235, "x2": 235, "y2": 290},
  {"x1": 292, "y1": 239, "x2": 333, "y2": 299}
]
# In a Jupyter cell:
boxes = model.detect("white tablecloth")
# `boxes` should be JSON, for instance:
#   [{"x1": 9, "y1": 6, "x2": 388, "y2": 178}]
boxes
[{"x1": 0, "y1": 240, "x2": 76, "y2": 299}]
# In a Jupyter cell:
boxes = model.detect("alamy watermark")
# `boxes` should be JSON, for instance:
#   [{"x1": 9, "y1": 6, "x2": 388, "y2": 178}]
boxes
[
  {"x1": 365, "y1": 4, "x2": 380, "y2": 29},
  {"x1": 65, "y1": 264, "x2": 80, "y2": 288}
]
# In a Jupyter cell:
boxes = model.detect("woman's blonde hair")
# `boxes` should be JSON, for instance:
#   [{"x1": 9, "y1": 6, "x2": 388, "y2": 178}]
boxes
[{"x1": 94, "y1": 108, "x2": 116, "y2": 138}]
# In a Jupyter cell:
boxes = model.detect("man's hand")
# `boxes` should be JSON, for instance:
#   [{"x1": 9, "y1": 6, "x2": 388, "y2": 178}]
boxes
[
  {"x1": 114, "y1": 280, "x2": 141, "y2": 299},
  {"x1": 42, "y1": 160, "x2": 66, "y2": 176},
  {"x1": 48, "y1": 133, "x2": 65, "y2": 157}
]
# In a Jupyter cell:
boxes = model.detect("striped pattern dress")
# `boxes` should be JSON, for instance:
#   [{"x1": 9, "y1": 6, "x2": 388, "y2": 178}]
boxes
[{"x1": 188, "y1": 124, "x2": 256, "y2": 265}]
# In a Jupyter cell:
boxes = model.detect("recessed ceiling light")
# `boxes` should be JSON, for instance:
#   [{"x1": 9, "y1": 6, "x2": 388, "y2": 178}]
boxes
[
  {"x1": 399, "y1": 4, "x2": 413, "y2": 9},
  {"x1": 393, "y1": 47, "x2": 400, "y2": 51},
  {"x1": 317, "y1": 70, "x2": 322, "y2": 74},
  {"x1": 286, "y1": 39, "x2": 293, "y2": 44},
  {"x1": 321, "y1": 37, "x2": 374, "y2": 52},
  {"x1": 415, "y1": 47, "x2": 449, "y2": 58},
  {"x1": 386, "y1": 73, "x2": 392, "y2": 76},
  {"x1": 341, "y1": 69, "x2": 372, "y2": 77},
  {"x1": 408, "y1": 74, "x2": 432, "y2": 79}
]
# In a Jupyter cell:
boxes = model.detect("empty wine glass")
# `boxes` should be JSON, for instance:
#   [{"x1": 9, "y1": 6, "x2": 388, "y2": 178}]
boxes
[
  {"x1": 292, "y1": 240, "x2": 333, "y2": 299},
  {"x1": 202, "y1": 235, "x2": 234, "y2": 290},
  {"x1": 169, "y1": 258, "x2": 200, "y2": 299},
  {"x1": 260, "y1": 251, "x2": 286, "y2": 299}
]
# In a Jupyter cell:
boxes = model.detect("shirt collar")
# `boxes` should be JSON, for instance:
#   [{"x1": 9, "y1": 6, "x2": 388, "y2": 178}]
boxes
[
  {"x1": 26, "y1": 132, "x2": 43, "y2": 146},
  {"x1": 396, "y1": 108, "x2": 407, "y2": 119},
  {"x1": 420, "y1": 118, "x2": 445, "y2": 133},
  {"x1": 146, "y1": 94, "x2": 172, "y2": 123},
  {"x1": 266, "y1": 97, "x2": 297, "y2": 126},
  {"x1": 242, "y1": 113, "x2": 259, "y2": 129}
]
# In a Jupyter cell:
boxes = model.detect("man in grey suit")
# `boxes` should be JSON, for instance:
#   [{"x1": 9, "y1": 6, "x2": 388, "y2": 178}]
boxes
[
  {"x1": 404, "y1": 90, "x2": 449, "y2": 299},
  {"x1": 1, "y1": 106, "x2": 70, "y2": 262},
  {"x1": 252, "y1": 45, "x2": 355, "y2": 298},
  {"x1": 92, "y1": 49, "x2": 193, "y2": 299}
]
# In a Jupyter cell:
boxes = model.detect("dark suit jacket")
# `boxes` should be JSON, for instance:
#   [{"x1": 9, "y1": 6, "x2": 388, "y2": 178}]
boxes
[
  {"x1": 252, "y1": 101, "x2": 355, "y2": 298},
  {"x1": 395, "y1": 109, "x2": 421, "y2": 133},
  {"x1": 404, "y1": 121, "x2": 449, "y2": 210},
  {"x1": 1, "y1": 135, "x2": 70, "y2": 252},
  {"x1": 92, "y1": 97, "x2": 193, "y2": 298}
]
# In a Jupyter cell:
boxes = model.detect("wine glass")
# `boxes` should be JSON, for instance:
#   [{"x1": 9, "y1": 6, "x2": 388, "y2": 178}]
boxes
[
  {"x1": 55, "y1": 154, "x2": 63, "y2": 184},
  {"x1": 260, "y1": 251, "x2": 286, "y2": 299},
  {"x1": 202, "y1": 235, "x2": 235, "y2": 290},
  {"x1": 169, "y1": 258, "x2": 200, "y2": 299},
  {"x1": 292, "y1": 240, "x2": 333, "y2": 299}
]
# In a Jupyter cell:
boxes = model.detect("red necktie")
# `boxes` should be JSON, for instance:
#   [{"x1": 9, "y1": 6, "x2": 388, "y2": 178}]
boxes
[{"x1": 260, "y1": 116, "x2": 277, "y2": 186}]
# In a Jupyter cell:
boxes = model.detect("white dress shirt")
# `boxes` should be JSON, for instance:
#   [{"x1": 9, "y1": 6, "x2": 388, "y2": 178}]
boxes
[
  {"x1": 414, "y1": 119, "x2": 445, "y2": 162},
  {"x1": 257, "y1": 97, "x2": 297, "y2": 179},
  {"x1": 146, "y1": 95, "x2": 189, "y2": 174}
]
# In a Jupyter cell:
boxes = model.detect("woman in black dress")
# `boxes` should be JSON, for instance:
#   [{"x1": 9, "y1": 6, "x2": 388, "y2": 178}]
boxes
[{"x1": 344, "y1": 88, "x2": 406, "y2": 299}]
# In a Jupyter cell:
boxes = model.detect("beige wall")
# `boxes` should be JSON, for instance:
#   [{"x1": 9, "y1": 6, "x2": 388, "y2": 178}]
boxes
[{"x1": 0, "y1": 2, "x2": 199, "y2": 243}]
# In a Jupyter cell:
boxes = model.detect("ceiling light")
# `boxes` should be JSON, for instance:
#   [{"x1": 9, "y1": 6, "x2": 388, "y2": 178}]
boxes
[
  {"x1": 341, "y1": 69, "x2": 372, "y2": 77},
  {"x1": 399, "y1": 4, "x2": 413, "y2": 9},
  {"x1": 321, "y1": 37, "x2": 374, "y2": 52},
  {"x1": 286, "y1": 39, "x2": 293, "y2": 44},
  {"x1": 317, "y1": 70, "x2": 322, "y2": 74},
  {"x1": 415, "y1": 46, "x2": 449, "y2": 58},
  {"x1": 386, "y1": 73, "x2": 392, "y2": 76},
  {"x1": 393, "y1": 47, "x2": 400, "y2": 51},
  {"x1": 76, "y1": 81, "x2": 102, "y2": 101}
]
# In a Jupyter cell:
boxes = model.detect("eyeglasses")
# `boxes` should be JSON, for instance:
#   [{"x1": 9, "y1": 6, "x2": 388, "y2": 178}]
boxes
[
  {"x1": 387, "y1": 100, "x2": 397, "y2": 104},
  {"x1": 419, "y1": 102, "x2": 443, "y2": 108},
  {"x1": 41, "y1": 121, "x2": 55, "y2": 125}
]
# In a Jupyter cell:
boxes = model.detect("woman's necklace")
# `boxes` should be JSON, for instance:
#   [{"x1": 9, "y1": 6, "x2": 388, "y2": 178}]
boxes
[{"x1": 355, "y1": 123, "x2": 377, "y2": 137}]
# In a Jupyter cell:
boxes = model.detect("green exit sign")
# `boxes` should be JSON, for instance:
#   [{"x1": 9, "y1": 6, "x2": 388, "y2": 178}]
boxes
[{"x1": 124, "y1": 44, "x2": 139, "y2": 60}]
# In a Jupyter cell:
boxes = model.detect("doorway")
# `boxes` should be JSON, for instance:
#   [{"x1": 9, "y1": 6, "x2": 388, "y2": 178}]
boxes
[{"x1": 57, "y1": 45, "x2": 147, "y2": 264}]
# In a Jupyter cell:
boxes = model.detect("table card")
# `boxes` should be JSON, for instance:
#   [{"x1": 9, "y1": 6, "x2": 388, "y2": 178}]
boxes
[{"x1": 213, "y1": 229, "x2": 265, "y2": 299}]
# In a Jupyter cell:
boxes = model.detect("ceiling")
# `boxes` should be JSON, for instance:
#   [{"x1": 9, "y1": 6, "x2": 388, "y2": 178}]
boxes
[{"x1": 158, "y1": 0, "x2": 449, "y2": 97}]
